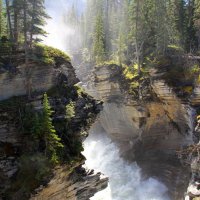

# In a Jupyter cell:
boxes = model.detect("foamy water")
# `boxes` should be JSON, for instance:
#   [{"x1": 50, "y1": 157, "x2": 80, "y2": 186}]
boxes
[{"x1": 83, "y1": 133, "x2": 170, "y2": 200}]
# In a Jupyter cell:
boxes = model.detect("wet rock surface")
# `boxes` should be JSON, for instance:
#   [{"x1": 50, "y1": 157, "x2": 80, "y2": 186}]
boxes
[{"x1": 76, "y1": 63, "x2": 195, "y2": 199}]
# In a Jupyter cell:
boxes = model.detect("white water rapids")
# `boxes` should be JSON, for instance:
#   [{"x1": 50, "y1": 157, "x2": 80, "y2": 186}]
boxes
[{"x1": 82, "y1": 126, "x2": 170, "y2": 200}]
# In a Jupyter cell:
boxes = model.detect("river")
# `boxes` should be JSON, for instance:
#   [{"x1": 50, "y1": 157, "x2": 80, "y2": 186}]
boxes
[{"x1": 82, "y1": 122, "x2": 170, "y2": 200}]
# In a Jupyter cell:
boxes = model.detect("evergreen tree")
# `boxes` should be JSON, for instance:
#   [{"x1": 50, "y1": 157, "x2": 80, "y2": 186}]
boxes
[
  {"x1": 66, "y1": 101, "x2": 75, "y2": 123},
  {"x1": 93, "y1": 13, "x2": 106, "y2": 63},
  {"x1": 185, "y1": 0, "x2": 196, "y2": 52},
  {"x1": 42, "y1": 93, "x2": 64, "y2": 164},
  {"x1": 166, "y1": 0, "x2": 186, "y2": 47},
  {"x1": 3, "y1": 0, "x2": 49, "y2": 47},
  {"x1": 194, "y1": 0, "x2": 200, "y2": 49},
  {"x1": 5, "y1": 0, "x2": 14, "y2": 41},
  {"x1": 113, "y1": 31, "x2": 127, "y2": 65},
  {"x1": 28, "y1": 0, "x2": 49, "y2": 46},
  {"x1": 0, "y1": 0, "x2": 2, "y2": 37},
  {"x1": 13, "y1": 0, "x2": 22, "y2": 45},
  {"x1": 128, "y1": 0, "x2": 147, "y2": 72}
]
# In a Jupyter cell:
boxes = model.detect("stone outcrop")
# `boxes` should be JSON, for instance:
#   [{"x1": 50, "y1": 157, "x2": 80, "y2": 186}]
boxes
[
  {"x1": 184, "y1": 118, "x2": 200, "y2": 199},
  {"x1": 31, "y1": 165, "x2": 108, "y2": 200},
  {"x1": 0, "y1": 58, "x2": 78, "y2": 101},
  {"x1": 77, "y1": 64, "x2": 194, "y2": 199},
  {"x1": 0, "y1": 57, "x2": 108, "y2": 200}
]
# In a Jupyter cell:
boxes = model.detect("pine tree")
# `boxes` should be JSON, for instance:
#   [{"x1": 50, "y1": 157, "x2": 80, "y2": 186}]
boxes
[
  {"x1": 194, "y1": 0, "x2": 200, "y2": 49},
  {"x1": 5, "y1": 0, "x2": 14, "y2": 41},
  {"x1": 66, "y1": 101, "x2": 75, "y2": 123},
  {"x1": 93, "y1": 13, "x2": 106, "y2": 63},
  {"x1": 166, "y1": 0, "x2": 186, "y2": 48},
  {"x1": 185, "y1": 0, "x2": 196, "y2": 52},
  {"x1": 113, "y1": 31, "x2": 127, "y2": 65},
  {"x1": 42, "y1": 93, "x2": 64, "y2": 164},
  {"x1": 0, "y1": 0, "x2": 2, "y2": 37},
  {"x1": 28, "y1": 0, "x2": 49, "y2": 46},
  {"x1": 128, "y1": 0, "x2": 146, "y2": 72},
  {"x1": 3, "y1": 0, "x2": 49, "y2": 47}
]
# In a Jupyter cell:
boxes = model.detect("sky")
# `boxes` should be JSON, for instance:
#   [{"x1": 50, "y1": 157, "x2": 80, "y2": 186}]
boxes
[
  {"x1": 43, "y1": 0, "x2": 85, "y2": 52},
  {"x1": 45, "y1": 0, "x2": 86, "y2": 17}
]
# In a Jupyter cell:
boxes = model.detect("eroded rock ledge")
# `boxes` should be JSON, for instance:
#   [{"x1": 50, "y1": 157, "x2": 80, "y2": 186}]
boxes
[{"x1": 30, "y1": 164, "x2": 108, "y2": 200}]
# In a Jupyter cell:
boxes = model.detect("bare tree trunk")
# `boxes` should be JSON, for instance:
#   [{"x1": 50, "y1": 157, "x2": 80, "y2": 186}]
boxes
[
  {"x1": 13, "y1": 0, "x2": 19, "y2": 49},
  {"x1": 5, "y1": 0, "x2": 13, "y2": 41},
  {"x1": 23, "y1": 0, "x2": 28, "y2": 51},
  {"x1": 135, "y1": 0, "x2": 141, "y2": 75},
  {"x1": 0, "y1": 0, "x2": 2, "y2": 37},
  {"x1": 45, "y1": 136, "x2": 47, "y2": 156},
  {"x1": 23, "y1": 0, "x2": 32, "y2": 99},
  {"x1": 105, "y1": 0, "x2": 109, "y2": 55}
]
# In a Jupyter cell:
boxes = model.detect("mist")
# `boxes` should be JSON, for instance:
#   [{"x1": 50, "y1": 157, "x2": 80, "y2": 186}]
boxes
[
  {"x1": 43, "y1": 0, "x2": 85, "y2": 57},
  {"x1": 43, "y1": 0, "x2": 127, "y2": 64}
]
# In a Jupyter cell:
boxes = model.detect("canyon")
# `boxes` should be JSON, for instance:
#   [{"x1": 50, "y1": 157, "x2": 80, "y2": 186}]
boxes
[
  {"x1": 75, "y1": 60, "x2": 200, "y2": 200},
  {"x1": 0, "y1": 50, "x2": 200, "y2": 200}
]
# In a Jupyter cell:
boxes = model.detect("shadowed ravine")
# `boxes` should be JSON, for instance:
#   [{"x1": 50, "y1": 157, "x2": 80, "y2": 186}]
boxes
[
  {"x1": 83, "y1": 122, "x2": 170, "y2": 200},
  {"x1": 43, "y1": 1, "x2": 192, "y2": 199}
]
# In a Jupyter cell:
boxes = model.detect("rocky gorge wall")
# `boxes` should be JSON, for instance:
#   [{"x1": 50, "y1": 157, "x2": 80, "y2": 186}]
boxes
[
  {"x1": 0, "y1": 59, "x2": 78, "y2": 101},
  {"x1": 0, "y1": 55, "x2": 108, "y2": 200},
  {"x1": 76, "y1": 63, "x2": 198, "y2": 200}
]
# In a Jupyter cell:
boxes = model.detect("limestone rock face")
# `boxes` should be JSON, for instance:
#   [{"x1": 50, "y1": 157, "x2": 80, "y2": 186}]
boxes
[
  {"x1": 78, "y1": 64, "x2": 193, "y2": 199},
  {"x1": 0, "y1": 59, "x2": 107, "y2": 200},
  {"x1": 0, "y1": 94, "x2": 106, "y2": 200},
  {"x1": 0, "y1": 109, "x2": 22, "y2": 197},
  {"x1": 0, "y1": 61, "x2": 78, "y2": 101}
]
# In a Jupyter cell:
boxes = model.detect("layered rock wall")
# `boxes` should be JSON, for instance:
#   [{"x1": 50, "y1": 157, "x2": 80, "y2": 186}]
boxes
[
  {"x1": 0, "y1": 59, "x2": 107, "y2": 200},
  {"x1": 0, "y1": 61, "x2": 77, "y2": 101},
  {"x1": 78, "y1": 64, "x2": 194, "y2": 199},
  {"x1": 31, "y1": 165, "x2": 108, "y2": 200}
]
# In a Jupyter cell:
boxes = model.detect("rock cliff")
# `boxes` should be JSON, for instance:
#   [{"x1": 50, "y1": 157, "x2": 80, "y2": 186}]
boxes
[
  {"x1": 76, "y1": 63, "x2": 196, "y2": 199},
  {"x1": 0, "y1": 50, "x2": 108, "y2": 200}
]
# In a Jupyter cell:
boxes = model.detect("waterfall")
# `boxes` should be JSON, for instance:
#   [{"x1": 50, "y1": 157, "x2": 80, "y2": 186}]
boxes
[
  {"x1": 82, "y1": 124, "x2": 170, "y2": 200},
  {"x1": 43, "y1": 2, "x2": 172, "y2": 199}
]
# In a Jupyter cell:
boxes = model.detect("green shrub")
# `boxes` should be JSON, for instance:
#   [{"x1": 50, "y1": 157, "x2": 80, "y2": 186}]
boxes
[
  {"x1": 120, "y1": 63, "x2": 148, "y2": 97},
  {"x1": 33, "y1": 44, "x2": 71, "y2": 65},
  {"x1": 167, "y1": 44, "x2": 184, "y2": 55},
  {"x1": 66, "y1": 101, "x2": 75, "y2": 122},
  {"x1": 74, "y1": 84, "x2": 85, "y2": 97}
]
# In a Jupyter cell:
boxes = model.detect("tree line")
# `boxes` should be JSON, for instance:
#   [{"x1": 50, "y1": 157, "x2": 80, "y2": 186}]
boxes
[
  {"x1": 0, "y1": 0, "x2": 48, "y2": 49},
  {"x1": 68, "y1": 0, "x2": 200, "y2": 67},
  {"x1": 2, "y1": 0, "x2": 200, "y2": 69}
]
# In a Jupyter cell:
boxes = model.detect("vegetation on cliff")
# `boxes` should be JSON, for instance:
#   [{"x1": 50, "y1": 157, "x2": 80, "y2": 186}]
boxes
[
  {"x1": 0, "y1": 74, "x2": 101, "y2": 199},
  {"x1": 67, "y1": 1, "x2": 200, "y2": 65},
  {"x1": 2, "y1": 0, "x2": 200, "y2": 199},
  {"x1": 56, "y1": 0, "x2": 199, "y2": 103},
  {"x1": 32, "y1": 44, "x2": 71, "y2": 65},
  {"x1": 0, "y1": 0, "x2": 48, "y2": 47},
  {"x1": 0, "y1": 1, "x2": 101, "y2": 196}
]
